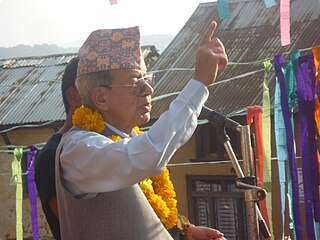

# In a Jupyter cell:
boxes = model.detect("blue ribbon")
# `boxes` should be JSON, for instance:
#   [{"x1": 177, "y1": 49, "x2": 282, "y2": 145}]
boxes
[
  {"x1": 217, "y1": 0, "x2": 231, "y2": 19},
  {"x1": 264, "y1": 0, "x2": 276, "y2": 8},
  {"x1": 274, "y1": 82, "x2": 288, "y2": 239}
]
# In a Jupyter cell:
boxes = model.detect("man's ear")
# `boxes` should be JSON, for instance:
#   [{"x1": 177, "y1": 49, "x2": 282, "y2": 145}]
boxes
[
  {"x1": 91, "y1": 87, "x2": 109, "y2": 111},
  {"x1": 66, "y1": 87, "x2": 81, "y2": 109}
]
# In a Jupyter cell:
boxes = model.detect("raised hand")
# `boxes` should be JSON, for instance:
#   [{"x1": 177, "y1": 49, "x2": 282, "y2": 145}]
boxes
[{"x1": 194, "y1": 21, "x2": 228, "y2": 86}]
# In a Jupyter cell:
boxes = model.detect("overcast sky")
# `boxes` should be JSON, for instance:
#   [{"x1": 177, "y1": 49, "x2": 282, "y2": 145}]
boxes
[{"x1": 0, "y1": 0, "x2": 210, "y2": 47}]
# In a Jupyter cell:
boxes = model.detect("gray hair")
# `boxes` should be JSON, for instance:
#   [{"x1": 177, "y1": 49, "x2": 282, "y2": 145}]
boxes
[{"x1": 75, "y1": 70, "x2": 114, "y2": 107}]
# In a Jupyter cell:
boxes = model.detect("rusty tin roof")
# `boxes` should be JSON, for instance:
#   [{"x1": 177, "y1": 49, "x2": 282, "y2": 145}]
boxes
[{"x1": 150, "y1": 0, "x2": 320, "y2": 119}]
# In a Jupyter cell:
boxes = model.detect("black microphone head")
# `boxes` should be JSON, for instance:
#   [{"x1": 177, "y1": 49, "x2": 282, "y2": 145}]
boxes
[
  {"x1": 199, "y1": 106, "x2": 241, "y2": 131},
  {"x1": 199, "y1": 106, "x2": 213, "y2": 120}
]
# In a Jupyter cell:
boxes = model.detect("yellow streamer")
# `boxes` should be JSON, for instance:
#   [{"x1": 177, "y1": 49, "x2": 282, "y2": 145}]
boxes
[
  {"x1": 11, "y1": 147, "x2": 23, "y2": 240},
  {"x1": 262, "y1": 59, "x2": 274, "y2": 239}
]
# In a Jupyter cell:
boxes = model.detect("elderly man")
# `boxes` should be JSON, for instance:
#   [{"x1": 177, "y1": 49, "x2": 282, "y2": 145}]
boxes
[{"x1": 56, "y1": 22, "x2": 228, "y2": 239}]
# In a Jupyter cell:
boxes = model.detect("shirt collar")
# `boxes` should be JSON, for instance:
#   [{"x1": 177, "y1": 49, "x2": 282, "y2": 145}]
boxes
[{"x1": 105, "y1": 122, "x2": 137, "y2": 139}]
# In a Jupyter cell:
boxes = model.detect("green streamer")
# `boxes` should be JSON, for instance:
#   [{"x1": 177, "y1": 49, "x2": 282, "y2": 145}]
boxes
[
  {"x1": 11, "y1": 147, "x2": 23, "y2": 240},
  {"x1": 263, "y1": 58, "x2": 273, "y2": 238},
  {"x1": 263, "y1": 58, "x2": 273, "y2": 72}
]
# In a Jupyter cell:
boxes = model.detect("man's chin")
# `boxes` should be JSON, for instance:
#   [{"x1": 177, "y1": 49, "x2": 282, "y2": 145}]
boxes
[{"x1": 136, "y1": 113, "x2": 151, "y2": 126}]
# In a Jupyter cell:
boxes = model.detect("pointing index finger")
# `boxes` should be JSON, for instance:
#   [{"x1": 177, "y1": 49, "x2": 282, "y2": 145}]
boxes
[{"x1": 200, "y1": 21, "x2": 217, "y2": 45}]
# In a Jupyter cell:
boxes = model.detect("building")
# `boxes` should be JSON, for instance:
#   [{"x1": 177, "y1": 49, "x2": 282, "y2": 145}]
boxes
[{"x1": 149, "y1": 0, "x2": 320, "y2": 239}]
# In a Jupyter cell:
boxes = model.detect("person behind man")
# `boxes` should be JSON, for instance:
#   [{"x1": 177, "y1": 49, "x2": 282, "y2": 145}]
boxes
[
  {"x1": 56, "y1": 22, "x2": 228, "y2": 240},
  {"x1": 34, "y1": 57, "x2": 81, "y2": 240}
]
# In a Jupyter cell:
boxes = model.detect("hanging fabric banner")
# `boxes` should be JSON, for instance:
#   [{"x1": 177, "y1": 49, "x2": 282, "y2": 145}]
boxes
[
  {"x1": 313, "y1": 47, "x2": 320, "y2": 239},
  {"x1": 287, "y1": 51, "x2": 299, "y2": 115},
  {"x1": 295, "y1": 54, "x2": 320, "y2": 238},
  {"x1": 217, "y1": 0, "x2": 231, "y2": 20},
  {"x1": 312, "y1": 46, "x2": 320, "y2": 96},
  {"x1": 246, "y1": 106, "x2": 271, "y2": 239},
  {"x1": 280, "y1": 0, "x2": 291, "y2": 46},
  {"x1": 274, "y1": 82, "x2": 288, "y2": 239},
  {"x1": 313, "y1": 47, "x2": 320, "y2": 198},
  {"x1": 27, "y1": 146, "x2": 39, "y2": 240},
  {"x1": 274, "y1": 54, "x2": 303, "y2": 240},
  {"x1": 284, "y1": 51, "x2": 300, "y2": 234},
  {"x1": 262, "y1": 59, "x2": 273, "y2": 238},
  {"x1": 10, "y1": 147, "x2": 23, "y2": 240},
  {"x1": 264, "y1": 0, "x2": 276, "y2": 8},
  {"x1": 109, "y1": 0, "x2": 118, "y2": 5},
  {"x1": 283, "y1": 56, "x2": 301, "y2": 239},
  {"x1": 246, "y1": 107, "x2": 264, "y2": 188}
]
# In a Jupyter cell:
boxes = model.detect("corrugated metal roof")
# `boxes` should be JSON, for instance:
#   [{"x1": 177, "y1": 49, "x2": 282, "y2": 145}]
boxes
[
  {"x1": 0, "y1": 47, "x2": 159, "y2": 127},
  {"x1": 0, "y1": 53, "x2": 78, "y2": 126},
  {"x1": 150, "y1": 0, "x2": 320, "y2": 119}
]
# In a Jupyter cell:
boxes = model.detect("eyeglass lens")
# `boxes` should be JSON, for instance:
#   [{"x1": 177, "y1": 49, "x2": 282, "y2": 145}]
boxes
[{"x1": 133, "y1": 74, "x2": 155, "y2": 96}]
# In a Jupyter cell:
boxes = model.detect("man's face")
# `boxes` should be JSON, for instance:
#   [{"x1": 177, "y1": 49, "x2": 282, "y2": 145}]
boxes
[{"x1": 104, "y1": 68, "x2": 154, "y2": 133}]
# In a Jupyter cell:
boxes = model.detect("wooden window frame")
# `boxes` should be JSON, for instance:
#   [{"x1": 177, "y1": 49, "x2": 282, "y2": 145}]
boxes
[{"x1": 187, "y1": 175, "x2": 248, "y2": 240}]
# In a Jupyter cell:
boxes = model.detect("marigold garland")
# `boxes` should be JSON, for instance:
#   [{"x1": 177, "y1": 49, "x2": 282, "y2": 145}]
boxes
[
  {"x1": 72, "y1": 106, "x2": 178, "y2": 229},
  {"x1": 72, "y1": 105, "x2": 105, "y2": 133}
]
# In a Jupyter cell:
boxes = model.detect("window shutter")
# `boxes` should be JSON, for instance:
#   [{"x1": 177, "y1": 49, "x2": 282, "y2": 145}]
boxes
[
  {"x1": 216, "y1": 197, "x2": 238, "y2": 239},
  {"x1": 197, "y1": 198, "x2": 210, "y2": 226}
]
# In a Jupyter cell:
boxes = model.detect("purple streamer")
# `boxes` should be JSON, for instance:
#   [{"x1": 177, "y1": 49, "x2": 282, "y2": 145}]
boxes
[
  {"x1": 273, "y1": 54, "x2": 303, "y2": 240},
  {"x1": 296, "y1": 54, "x2": 320, "y2": 230},
  {"x1": 27, "y1": 146, "x2": 39, "y2": 240}
]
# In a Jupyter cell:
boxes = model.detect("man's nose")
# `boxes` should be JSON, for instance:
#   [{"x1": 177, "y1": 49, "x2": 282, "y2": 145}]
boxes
[{"x1": 141, "y1": 81, "x2": 154, "y2": 96}]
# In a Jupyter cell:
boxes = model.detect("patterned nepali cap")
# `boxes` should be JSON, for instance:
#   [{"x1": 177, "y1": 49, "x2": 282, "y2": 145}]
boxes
[{"x1": 77, "y1": 26, "x2": 145, "y2": 77}]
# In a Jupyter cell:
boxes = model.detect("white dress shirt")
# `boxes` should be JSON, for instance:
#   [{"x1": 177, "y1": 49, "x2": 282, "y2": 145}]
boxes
[{"x1": 58, "y1": 79, "x2": 209, "y2": 196}]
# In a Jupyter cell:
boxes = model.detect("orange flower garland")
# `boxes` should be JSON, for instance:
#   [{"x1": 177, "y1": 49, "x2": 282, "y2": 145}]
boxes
[
  {"x1": 72, "y1": 106, "x2": 178, "y2": 229},
  {"x1": 72, "y1": 105, "x2": 105, "y2": 133}
]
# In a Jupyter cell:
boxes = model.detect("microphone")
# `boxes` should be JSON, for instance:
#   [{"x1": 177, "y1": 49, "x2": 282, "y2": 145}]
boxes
[{"x1": 199, "y1": 106, "x2": 241, "y2": 131}]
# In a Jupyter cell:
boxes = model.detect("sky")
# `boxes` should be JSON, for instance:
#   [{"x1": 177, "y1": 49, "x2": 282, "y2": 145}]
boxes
[{"x1": 0, "y1": 0, "x2": 210, "y2": 47}]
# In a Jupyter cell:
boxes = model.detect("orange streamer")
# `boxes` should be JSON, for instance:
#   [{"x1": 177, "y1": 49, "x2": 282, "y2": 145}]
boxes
[
  {"x1": 247, "y1": 106, "x2": 271, "y2": 238},
  {"x1": 313, "y1": 46, "x2": 320, "y2": 178}
]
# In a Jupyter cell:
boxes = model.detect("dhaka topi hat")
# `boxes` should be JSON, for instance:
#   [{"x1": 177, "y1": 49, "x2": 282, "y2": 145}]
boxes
[{"x1": 77, "y1": 26, "x2": 145, "y2": 77}]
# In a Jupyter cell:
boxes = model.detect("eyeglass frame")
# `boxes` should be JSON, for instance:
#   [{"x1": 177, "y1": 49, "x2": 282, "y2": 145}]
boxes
[{"x1": 98, "y1": 73, "x2": 155, "y2": 96}]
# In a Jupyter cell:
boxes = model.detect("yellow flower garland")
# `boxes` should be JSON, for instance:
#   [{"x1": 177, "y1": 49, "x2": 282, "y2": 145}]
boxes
[
  {"x1": 72, "y1": 106, "x2": 178, "y2": 229},
  {"x1": 72, "y1": 105, "x2": 105, "y2": 133}
]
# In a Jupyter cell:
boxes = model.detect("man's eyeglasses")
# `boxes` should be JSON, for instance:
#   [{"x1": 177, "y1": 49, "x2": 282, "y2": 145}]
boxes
[{"x1": 100, "y1": 74, "x2": 155, "y2": 96}]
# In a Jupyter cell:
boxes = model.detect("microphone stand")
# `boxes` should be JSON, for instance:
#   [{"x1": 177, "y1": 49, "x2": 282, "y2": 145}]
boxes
[{"x1": 211, "y1": 122, "x2": 271, "y2": 239}]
